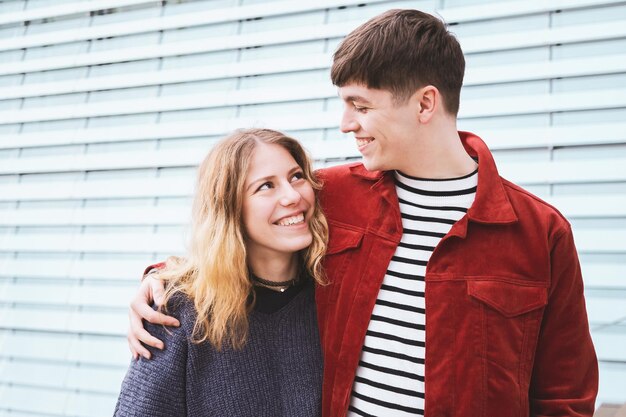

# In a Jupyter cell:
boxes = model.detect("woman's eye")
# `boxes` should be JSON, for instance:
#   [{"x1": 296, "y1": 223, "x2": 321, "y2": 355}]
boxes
[
  {"x1": 257, "y1": 182, "x2": 272, "y2": 191},
  {"x1": 291, "y1": 172, "x2": 305, "y2": 181}
]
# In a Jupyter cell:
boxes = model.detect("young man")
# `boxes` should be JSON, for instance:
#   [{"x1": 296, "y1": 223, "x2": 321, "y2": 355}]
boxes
[{"x1": 128, "y1": 9, "x2": 598, "y2": 417}]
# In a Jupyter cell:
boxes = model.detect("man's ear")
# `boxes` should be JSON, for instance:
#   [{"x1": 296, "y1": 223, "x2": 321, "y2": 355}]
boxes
[{"x1": 416, "y1": 85, "x2": 438, "y2": 124}]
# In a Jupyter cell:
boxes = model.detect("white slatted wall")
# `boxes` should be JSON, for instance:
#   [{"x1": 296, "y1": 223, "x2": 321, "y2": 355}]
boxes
[{"x1": 0, "y1": 0, "x2": 624, "y2": 415}]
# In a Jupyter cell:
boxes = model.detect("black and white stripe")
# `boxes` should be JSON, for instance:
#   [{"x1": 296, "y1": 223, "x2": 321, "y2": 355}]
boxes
[{"x1": 348, "y1": 169, "x2": 477, "y2": 417}]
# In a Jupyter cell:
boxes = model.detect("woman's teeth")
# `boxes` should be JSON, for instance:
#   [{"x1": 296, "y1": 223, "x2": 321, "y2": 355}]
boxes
[{"x1": 276, "y1": 213, "x2": 305, "y2": 226}]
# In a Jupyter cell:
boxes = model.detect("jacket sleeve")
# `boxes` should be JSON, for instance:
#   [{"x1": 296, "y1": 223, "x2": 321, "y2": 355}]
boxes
[
  {"x1": 529, "y1": 226, "x2": 599, "y2": 416},
  {"x1": 114, "y1": 301, "x2": 189, "y2": 417}
]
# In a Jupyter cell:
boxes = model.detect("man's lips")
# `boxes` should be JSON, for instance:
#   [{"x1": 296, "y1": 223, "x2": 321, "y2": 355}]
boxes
[{"x1": 356, "y1": 137, "x2": 374, "y2": 149}]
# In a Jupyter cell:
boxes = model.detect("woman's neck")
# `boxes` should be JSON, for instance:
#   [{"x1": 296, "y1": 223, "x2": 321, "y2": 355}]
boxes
[{"x1": 247, "y1": 252, "x2": 299, "y2": 283}]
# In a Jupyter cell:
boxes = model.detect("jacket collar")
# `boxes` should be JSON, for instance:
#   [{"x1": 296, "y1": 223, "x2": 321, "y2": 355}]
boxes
[
  {"x1": 348, "y1": 131, "x2": 518, "y2": 225},
  {"x1": 349, "y1": 163, "x2": 384, "y2": 180},
  {"x1": 460, "y1": 131, "x2": 517, "y2": 224}
]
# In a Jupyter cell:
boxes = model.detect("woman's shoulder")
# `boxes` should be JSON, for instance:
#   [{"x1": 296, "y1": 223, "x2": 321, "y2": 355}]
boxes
[
  {"x1": 160, "y1": 291, "x2": 197, "y2": 327},
  {"x1": 141, "y1": 291, "x2": 197, "y2": 347}
]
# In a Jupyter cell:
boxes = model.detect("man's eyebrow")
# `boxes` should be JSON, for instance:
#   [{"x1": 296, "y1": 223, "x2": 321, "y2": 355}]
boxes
[{"x1": 342, "y1": 95, "x2": 373, "y2": 105}]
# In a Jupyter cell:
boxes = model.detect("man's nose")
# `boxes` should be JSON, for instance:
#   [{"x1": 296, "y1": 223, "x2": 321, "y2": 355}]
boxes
[{"x1": 340, "y1": 109, "x2": 359, "y2": 133}]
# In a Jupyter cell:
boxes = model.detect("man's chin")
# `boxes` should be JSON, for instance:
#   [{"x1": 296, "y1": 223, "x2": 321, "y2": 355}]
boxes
[{"x1": 361, "y1": 158, "x2": 383, "y2": 172}]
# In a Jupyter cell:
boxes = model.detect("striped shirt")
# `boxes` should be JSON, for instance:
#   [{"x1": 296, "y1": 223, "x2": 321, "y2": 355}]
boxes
[{"x1": 347, "y1": 168, "x2": 478, "y2": 417}]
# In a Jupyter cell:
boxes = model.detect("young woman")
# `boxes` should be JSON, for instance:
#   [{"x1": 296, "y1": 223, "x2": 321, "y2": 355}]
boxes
[{"x1": 114, "y1": 128, "x2": 328, "y2": 417}]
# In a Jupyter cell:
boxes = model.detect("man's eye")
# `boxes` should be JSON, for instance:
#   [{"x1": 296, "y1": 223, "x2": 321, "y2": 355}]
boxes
[{"x1": 354, "y1": 105, "x2": 368, "y2": 113}]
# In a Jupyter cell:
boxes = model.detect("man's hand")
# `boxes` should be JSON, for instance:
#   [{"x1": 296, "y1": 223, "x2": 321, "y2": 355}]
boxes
[{"x1": 127, "y1": 274, "x2": 180, "y2": 359}]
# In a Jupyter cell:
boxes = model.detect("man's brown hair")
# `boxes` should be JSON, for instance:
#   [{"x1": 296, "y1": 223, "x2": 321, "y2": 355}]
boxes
[{"x1": 331, "y1": 9, "x2": 465, "y2": 115}]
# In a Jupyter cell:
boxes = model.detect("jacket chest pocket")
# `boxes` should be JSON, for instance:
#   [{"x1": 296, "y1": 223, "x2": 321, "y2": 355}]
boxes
[
  {"x1": 319, "y1": 224, "x2": 364, "y2": 304},
  {"x1": 467, "y1": 279, "x2": 548, "y2": 374}
]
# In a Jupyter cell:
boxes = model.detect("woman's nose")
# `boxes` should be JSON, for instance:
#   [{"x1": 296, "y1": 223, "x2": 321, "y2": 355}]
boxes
[{"x1": 279, "y1": 184, "x2": 302, "y2": 206}]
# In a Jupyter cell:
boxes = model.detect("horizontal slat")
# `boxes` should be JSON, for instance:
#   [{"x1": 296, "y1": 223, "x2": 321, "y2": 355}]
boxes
[
  {"x1": 0, "y1": 249, "x2": 624, "y2": 291},
  {"x1": 1, "y1": 0, "x2": 616, "y2": 43},
  {"x1": 0, "y1": 284, "x2": 622, "y2": 329},
  {"x1": 546, "y1": 195, "x2": 626, "y2": 219},
  {"x1": 0, "y1": 330, "x2": 129, "y2": 366},
  {"x1": 0, "y1": 0, "x2": 621, "y2": 414},
  {"x1": 0, "y1": 307, "x2": 127, "y2": 336},
  {"x1": 1, "y1": 17, "x2": 625, "y2": 77},
  {"x1": 0, "y1": 351, "x2": 620, "y2": 417},
  {"x1": 2, "y1": 281, "x2": 623, "y2": 330},
  {"x1": 574, "y1": 229, "x2": 626, "y2": 253},
  {"x1": 0, "y1": 206, "x2": 189, "y2": 226},
  {"x1": 1, "y1": 82, "x2": 625, "y2": 125},
  {"x1": 66, "y1": 388, "x2": 120, "y2": 417},
  {"x1": 0, "y1": 231, "x2": 185, "y2": 253},
  {"x1": 0, "y1": 228, "x2": 622, "y2": 254},
  {"x1": 460, "y1": 19, "x2": 626, "y2": 53},
  {"x1": 0, "y1": 148, "x2": 204, "y2": 173},
  {"x1": 459, "y1": 89, "x2": 626, "y2": 119},
  {"x1": 0, "y1": 21, "x2": 353, "y2": 77},
  {"x1": 0, "y1": 153, "x2": 624, "y2": 203},
  {"x1": 0, "y1": 53, "x2": 332, "y2": 101},
  {"x1": 0, "y1": 281, "x2": 135, "y2": 308},
  {"x1": 0, "y1": 177, "x2": 192, "y2": 201},
  {"x1": 0, "y1": 385, "x2": 70, "y2": 416},
  {"x1": 0, "y1": 83, "x2": 335, "y2": 124},
  {"x1": 1, "y1": 195, "x2": 625, "y2": 228},
  {"x1": 1, "y1": 47, "x2": 624, "y2": 101},
  {"x1": 0, "y1": 359, "x2": 125, "y2": 394},
  {"x1": 466, "y1": 53, "x2": 626, "y2": 86},
  {"x1": 0, "y1": 0, "x2": 157, "y2": 27},
  {"x1": 581, "y1": 262, "x2": 626, "y2": 290},
  {"x1": 479, "y1": 123, "x2": 626, "y2": 150},
  {"x1": 498, "y1": 157, "x2": 626, "y2": 185},
  {"x1": 0, "y1": 258, "x2": 155, "y2": 281},
  {"x1": 2, "y1": 111, "x2": 625, "y2": 152},
  {"x1": 586, "y1": 295, "x2": 626, "y2": 325},
  {"x1": 3, "y1": 146, "x2": 626, "y2": 186},
  {"x1": 0, "y1": 113, "x2": 338, "y2": 150},
  {"x1": 597, "y1": 361, "x2": 626, "y2": 403},
  {"x1": 0, "y1": 304, "x2": 626, "y2": 366},
  {"x1": 439, "y1": 0, "x2": 626, "y2": 23},
  {"x1": 593, "y1": 331, "x2": 626, "y2": 362},
  {"x1": 0, "y1": 385, "x2": 116, "y2": 417},
  {"x1": 0, "y1": 0, "x2": 389, "y2": 52}
]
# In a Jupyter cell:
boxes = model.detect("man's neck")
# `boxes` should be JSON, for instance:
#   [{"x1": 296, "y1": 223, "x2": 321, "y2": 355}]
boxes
[{"x1": 396, "y1": 124, "x2": 477, "y2": 179}]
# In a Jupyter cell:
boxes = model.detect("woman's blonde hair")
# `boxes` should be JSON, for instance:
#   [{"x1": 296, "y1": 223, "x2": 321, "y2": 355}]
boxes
[{"x1": 156, "y1": 128, "x2": 328, "y2": 350}]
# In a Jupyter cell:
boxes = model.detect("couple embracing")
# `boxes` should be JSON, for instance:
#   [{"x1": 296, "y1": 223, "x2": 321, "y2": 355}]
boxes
[{"x1": 115, "y1": 9, "x2": 598, "y2": 417}]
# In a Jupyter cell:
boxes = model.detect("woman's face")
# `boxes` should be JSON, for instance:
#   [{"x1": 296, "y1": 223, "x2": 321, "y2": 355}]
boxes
[{"x1": 242, "y1": 142, "x2": 315, "y2": 262}]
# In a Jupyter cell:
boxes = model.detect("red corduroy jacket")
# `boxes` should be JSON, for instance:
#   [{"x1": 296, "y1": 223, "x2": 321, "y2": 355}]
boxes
[{"x1": 315, "y1": 132, "x2": 598, "y2": 417}]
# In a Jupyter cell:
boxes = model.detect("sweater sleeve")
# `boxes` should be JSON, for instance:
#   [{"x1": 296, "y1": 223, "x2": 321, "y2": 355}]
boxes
[{"x1": 114, "y1": 299, "x2": 190, "y2": 417}]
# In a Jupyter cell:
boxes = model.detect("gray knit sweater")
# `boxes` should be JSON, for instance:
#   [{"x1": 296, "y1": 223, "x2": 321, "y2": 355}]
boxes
[{"x1": 114, "y1": 282, "x2": 323, "y2": 417}]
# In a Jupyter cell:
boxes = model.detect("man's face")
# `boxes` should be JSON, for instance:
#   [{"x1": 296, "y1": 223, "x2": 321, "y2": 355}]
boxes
[{"x1": 338, "y1": 83, "x2": 421, "y2": 172}]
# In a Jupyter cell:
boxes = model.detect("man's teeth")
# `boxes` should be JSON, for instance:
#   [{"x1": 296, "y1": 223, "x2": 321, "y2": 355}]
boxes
[
  {"x1": 357, "y1": 138, "x2": 372, "y2": 147},
  {"x1": 276, "y1": 213, "x2": 305, "y2": 226}
]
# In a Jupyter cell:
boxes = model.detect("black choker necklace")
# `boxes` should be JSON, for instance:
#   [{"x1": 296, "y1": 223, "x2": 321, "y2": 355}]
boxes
[{"x1": 250, "y1": 273, "x2": 299, "y2": 293}]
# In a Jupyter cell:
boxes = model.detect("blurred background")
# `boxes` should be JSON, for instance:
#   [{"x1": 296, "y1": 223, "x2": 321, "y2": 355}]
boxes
[{"x1": 0, "y1": 0, "x2": 625, "y2": 415}]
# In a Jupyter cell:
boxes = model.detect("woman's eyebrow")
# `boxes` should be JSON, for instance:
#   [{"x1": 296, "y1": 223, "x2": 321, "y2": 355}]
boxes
[
  {"x1": 246, "y1": 175, "x2": 274, "y2": 191},
  {"x1": 246, "y1": 166, "x2": 300, "y2": 191}
]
